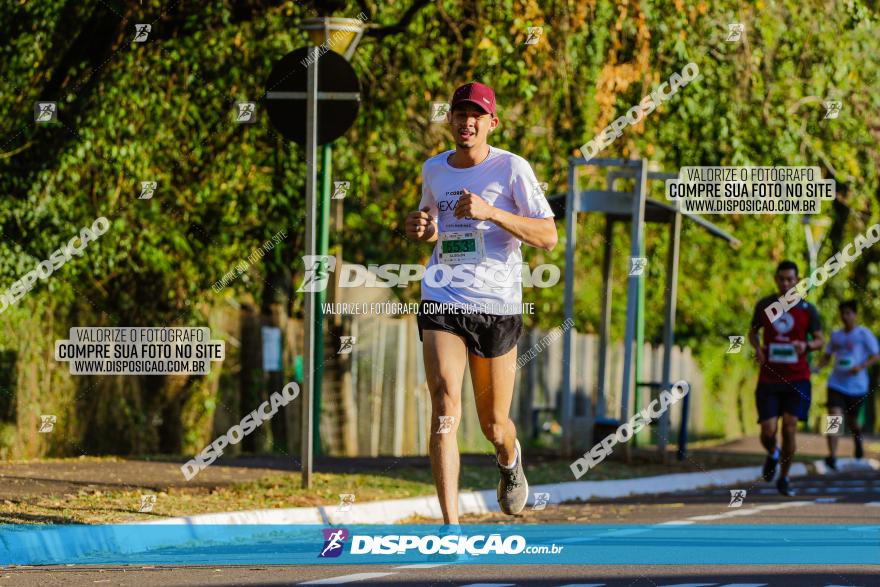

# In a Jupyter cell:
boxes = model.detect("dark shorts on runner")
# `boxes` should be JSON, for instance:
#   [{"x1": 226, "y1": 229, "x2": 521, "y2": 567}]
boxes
[
  {"x1": 827, "y1": 386, "x2": 866, "y2": 414},
  {"x1": 755, "y1": 380, "x2": 812, "y2": 422},
  {"x1": 416, "y1": 300, "x2": 522, "y2": 358}
]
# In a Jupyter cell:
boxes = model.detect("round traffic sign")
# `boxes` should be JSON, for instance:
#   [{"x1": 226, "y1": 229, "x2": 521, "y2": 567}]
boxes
[{"x1": 264, "y1": 47, "x2": 360, "y2": 146}]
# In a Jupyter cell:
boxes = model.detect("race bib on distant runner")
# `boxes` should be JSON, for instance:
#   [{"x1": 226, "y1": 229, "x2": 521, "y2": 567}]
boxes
[
  {"x1": 768, "y1": 342, "x2": 798, "y2": 364},
  {"x1": 836, "y1": 355, "x2": 854, "y2": 370},
  {"x1": 438, "y1": 230, "x2": 485, "y2": 266}
]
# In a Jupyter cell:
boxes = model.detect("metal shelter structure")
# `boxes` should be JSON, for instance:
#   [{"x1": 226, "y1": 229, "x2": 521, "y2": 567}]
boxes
[{"x1": 560, "y1": 157, "x2": 740, "y2": 459}]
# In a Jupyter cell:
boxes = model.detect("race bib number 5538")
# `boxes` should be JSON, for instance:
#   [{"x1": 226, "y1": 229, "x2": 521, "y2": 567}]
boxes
[{"x1": 438, "y1": 230, "x2": 486, "y2": 266}]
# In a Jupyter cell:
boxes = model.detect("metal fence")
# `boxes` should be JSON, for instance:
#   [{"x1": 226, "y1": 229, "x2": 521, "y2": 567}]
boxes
[{"x1": 320, "y1": 315, "x2": 703, "y2": 457}]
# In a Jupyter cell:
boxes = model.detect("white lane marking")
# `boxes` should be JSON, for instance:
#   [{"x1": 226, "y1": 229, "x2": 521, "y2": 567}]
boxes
[
  {"x1": 596, "y1": 528, "x2": 652, "y2": 537},
  {"x1": 656, "y1": 520, "x2": 695, "y2": 526},
  {"x1": 556, "y1": 536, "x2": 599, "y2": 543},
  {"x1": 684, "y1": 501, "x2": 811, "y2": 522},
  {"x1": 815, "y1": 497, "x2": 838, "y2": 503},
  {"x1": 557, "y1": 584, "x2": 606, "y2": 586},
  {"x1": 866, "y1": 501, "x2": 880, "y2": 506},
  {"x1": 299, "y1": 572, "x2": 397, "y2": 585},
  {"x1": 394, "y1": 563, "x2": 450, "y2": 569},
  {"x1": 656, "y1": 583, "x2": 716, "y2": 587},
  {"x1": 458, "y1": 584, "x2": 516, "y2": 587},
  {"x1": 718, "y1": 584, "x2": 767, "y2": 587}
]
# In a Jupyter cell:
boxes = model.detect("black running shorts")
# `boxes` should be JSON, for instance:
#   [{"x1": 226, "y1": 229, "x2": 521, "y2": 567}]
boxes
[
  {"x1": 755, "y1": 380, "x2": 812, "y2": 422},
  {"x1": 827, "y1": 386, "x2": 866, "y2": 413},
  {"x1": 416, "y1": 300, "x2": 522, "y2": 358}
]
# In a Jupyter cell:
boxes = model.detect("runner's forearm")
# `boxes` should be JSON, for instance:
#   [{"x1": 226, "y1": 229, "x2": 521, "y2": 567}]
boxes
[
  {"x1": 748, "y1": 329, "x2": 762, "y2": 350},
  {"x1": 487, "y1": 209, "x2": 557, "y2": 251},
  {"x1": 861, "y1": 353, "x2": 880, "y2": 370}
]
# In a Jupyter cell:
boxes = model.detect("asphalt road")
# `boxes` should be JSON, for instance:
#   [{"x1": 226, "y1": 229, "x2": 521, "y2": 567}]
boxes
[
  {"x1": 3, "y1": 564, "x2": 879, "y2": 586},
  {"x1": 4, "y1": 469, "x2": 878, "y2": 587}
]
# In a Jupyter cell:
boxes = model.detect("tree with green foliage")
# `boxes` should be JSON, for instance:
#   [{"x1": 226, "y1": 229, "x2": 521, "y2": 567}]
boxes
[{"x1": 0, "y1": 0, "x2": 877, "y2": 457}]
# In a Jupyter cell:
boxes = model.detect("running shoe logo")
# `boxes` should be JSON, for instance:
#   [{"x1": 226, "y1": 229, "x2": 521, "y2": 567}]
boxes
[
  {"x1": 532, "y1": 492, "x2": 550, "y2": 510},
  {"x1": 727, "y1": 335, "x2": 744, "y2": 353},
  {"x1": 38, "y1": 415, "x2": 57, "y2": 433},
  {"x1": 134, "y1": 24, "x2": 151, "y2": 42},
  {"x1": 629, "y1": 257, "x2": 648, "y2": 276},
  {"x1": 823, "y1": 100, "x2": 842, "y2": 120},
  {"x1": 825, "y1": 415, "x2": 842, "y2": 434},
  {"x1": 337, "y1": 336, "x2": 356, "y2": 355},
  {"x1": 333, "y1": 181, "x2": 350, "y2": 200},
  {"x1": 728, "y1": 489, "x2": 747, "y2": 507},
  {"x1": 319, "y1": 528, "x2": 349, "y2": 558},
  {"x1": 139, "y1": 494, "x2": 157, "y2": 513},
  {"x1": 298, "y1": 255, "x2": 337, "y2": 293},
  {"x1": 337, "y1": 493, "x2": 355, "y2": 512},
  {"x1": 139, "y1": 181, "x2": 157, "y2": 200},
  {"x1": 525, "y1": 27, "x2": 543, "y2": 45},
  {"x1": 35, "y1": 102, "x2": 57, "y2": 122},
  {"x1": 436, "y1": 415, "x2": 455, "y2": 434},
  {"x1": 236, "y1": 102, "x2": 256, "y2": 123},
  {"x1": 430, "y1": 102, "x2": 450, "y2": 123},
  {"x1": 726, "y1": 23, "x2": 744, "y2": 42}
]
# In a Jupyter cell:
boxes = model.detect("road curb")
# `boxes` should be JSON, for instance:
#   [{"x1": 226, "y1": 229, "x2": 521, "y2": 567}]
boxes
[{"x1": 145, "y1": 462, "x2": 822, "y2": 526}]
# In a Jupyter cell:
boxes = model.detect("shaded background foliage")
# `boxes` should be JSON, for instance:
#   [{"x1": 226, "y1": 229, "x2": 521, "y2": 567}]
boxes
[{"x1": 0, "y1": 0, "x2": 878, "y2": 456}]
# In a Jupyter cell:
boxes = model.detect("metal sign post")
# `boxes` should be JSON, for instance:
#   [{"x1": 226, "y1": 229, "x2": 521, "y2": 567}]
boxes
[
  {"x1": 301, "y1": 45, "x2": 319, "y2": 489},
  {"x1": 265, "y1": 47, "x2": 361, "y2": 490}
]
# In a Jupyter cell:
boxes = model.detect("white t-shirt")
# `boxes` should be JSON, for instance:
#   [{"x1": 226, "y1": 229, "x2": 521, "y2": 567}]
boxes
[
  {"x1": 825, "y1": 325, "x2": 879, "y2": 396},
  {"x1": 418, "y1": 146, "x2": 554, "y2": 315}
]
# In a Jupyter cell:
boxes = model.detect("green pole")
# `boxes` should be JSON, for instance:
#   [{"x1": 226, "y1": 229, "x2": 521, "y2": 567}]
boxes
[
  {"x1": 634, "y1": 227, "x2": 646, "y2": 448},
  {"x1": 314, "y1": 143, "x2": 331, "y2": 456},
  {"x1": 804, "y1": 220, "x2": 814, "y2": 433}
]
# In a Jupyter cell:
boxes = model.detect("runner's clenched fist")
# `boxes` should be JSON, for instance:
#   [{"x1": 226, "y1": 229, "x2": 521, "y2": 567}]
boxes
[
  {"x1": 453, "y1": 188, "x2": 494, "y2": 221},
  {"x1": 405, "y1": 207, "x2": 437, "y2": 241}
]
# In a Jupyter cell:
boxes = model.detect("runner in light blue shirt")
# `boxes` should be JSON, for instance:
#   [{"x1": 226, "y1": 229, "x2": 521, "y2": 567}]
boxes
[{"x1": 816, "y1": 300, "x2": 879, "y2": 468}]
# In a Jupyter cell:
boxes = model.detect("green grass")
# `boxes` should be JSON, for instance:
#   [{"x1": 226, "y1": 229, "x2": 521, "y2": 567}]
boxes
[{"x1": 0, "y1": 448, "x2": 773, "y2": 524}]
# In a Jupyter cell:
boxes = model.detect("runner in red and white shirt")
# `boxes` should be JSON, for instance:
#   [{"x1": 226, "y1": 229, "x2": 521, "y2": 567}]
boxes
[{"x1": 749, "y1": 260, "x2": 824, "y2": 496}]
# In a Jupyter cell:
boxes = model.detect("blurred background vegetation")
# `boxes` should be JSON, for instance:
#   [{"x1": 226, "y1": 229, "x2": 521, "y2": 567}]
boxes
[{"x1": 0, "y1": 0, "x2": 878, "y2": 458}]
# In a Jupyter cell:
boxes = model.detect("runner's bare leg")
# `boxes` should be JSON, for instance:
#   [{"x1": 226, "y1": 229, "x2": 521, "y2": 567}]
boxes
[
  {"x1": 846, "y1": 410, "x2": 863, "y2": 456},
  {"x1": 826, "y1": 406, "x2": 843, "y2": 459},
  {"x1": 469, "y1": 346, "x2": 518, "y2": 466},
  {"x1": 423, "y1": 329, "x2": 468, "y2": 524},
  {"x1": 759, "y1": 417, "x2": 778, "y2": 454},
  {"x1": 780, "y1": 412, "x2": 798, "y2": 478}
]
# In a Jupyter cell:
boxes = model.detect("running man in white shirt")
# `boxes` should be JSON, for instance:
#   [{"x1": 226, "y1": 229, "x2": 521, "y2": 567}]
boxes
[
  {"x1": 404, "y1": 82, "x2": 557, "y2": 523},
  {"x1": 815, "y1": 300, "x2": 879, "y2": 468}
]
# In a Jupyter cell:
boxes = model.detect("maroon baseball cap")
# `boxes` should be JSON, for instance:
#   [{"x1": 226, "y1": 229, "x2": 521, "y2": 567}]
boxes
[{"x1": 451, "y1": 82, "x2": 496, "y2": 115}]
